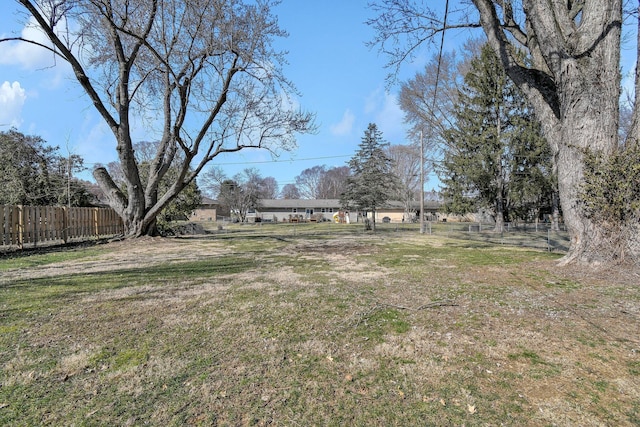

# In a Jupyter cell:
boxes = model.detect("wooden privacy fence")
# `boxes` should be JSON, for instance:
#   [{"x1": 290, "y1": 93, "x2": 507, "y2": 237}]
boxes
[{"x1": 1, "y1": 205, "x2": 124, "y2": 249}]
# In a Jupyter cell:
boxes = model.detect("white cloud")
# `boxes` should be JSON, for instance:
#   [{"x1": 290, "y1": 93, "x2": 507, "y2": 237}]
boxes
[
  {"x1": 75, "y1": 117, "x2": 116, "y2": 165},
  {"x1": 0, "y1": 17, "x2": 58, "y2": 69},
  {"x1": 374, "y1": 92, "x2": 406, "y2": 143},
  {"x1": 362, "y1": 88, "x2": 406, "y2": 143},
  {"x1": 330, "y1": 109, "x2": 355, "y2": 136},
  {"x1": 364, "y1": 87, "x2": 383, "y2": 115},
  {"x1": 0, "y1": 81, "x2": 27, "y2": 128}
]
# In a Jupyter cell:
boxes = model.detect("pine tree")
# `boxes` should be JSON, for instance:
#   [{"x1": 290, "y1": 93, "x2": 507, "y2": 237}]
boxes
[
  {"x1": 438, "y1": 45, "x2": 554, "y2": 230},
  {"x1": 340, "y1": 123, "x2": 399, "y2": 230}
]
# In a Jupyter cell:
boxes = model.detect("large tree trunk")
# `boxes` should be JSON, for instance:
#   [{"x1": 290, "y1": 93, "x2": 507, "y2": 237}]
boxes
[
  {"x1": 543, "y1": 3, "x2": 621, "y2": 265},
  {"x1": 474, "y1": 0, "x2": 622, "y2": 265},
  {"x1": 94, "y1": 166, "x2": 159, "y2": 237}
]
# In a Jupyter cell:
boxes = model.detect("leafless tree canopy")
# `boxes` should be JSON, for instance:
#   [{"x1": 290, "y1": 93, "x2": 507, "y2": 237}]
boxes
[
  {"x1": 385, "y1": 144, "x2": 421, "y2": 216},
  {"x1": 9, "y1": 0, "x2": 315, "y2": 236},
  {"x1": 294, "y1": 165, "x2": 351, "y2": 199}
]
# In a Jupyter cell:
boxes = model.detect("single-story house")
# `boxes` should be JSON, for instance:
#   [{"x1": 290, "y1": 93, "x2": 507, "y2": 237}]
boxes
[
  {"x1": 367, "y1": 200, "x2": 442, "y2": 223},
  {"x1": 189, "y1": 197, "x2": 218, "y2": 222},
  {"x1": 247, "y1": 199, "x2": 344, "y2": 223},
  {"x1": 190, "y1": 198, "x2": 443, "y2": 223},
  {"x1": 250, "y1": 199, "x2": 442, "y2": 223}
]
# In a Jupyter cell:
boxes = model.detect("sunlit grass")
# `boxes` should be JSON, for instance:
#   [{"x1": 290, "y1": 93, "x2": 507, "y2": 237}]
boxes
[{"x1": 0, "y1": 229, "x2": 636, "y2": 426}]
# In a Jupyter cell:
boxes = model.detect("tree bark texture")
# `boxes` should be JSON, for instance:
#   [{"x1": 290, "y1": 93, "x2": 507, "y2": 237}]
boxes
[{"x1": 473, "y1": 0, "x2": 623, "y2": 264}]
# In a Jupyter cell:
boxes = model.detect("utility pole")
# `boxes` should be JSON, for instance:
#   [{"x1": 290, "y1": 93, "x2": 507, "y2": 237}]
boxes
[
  {"x1": 420, "y1": 130, "x2": 425, "y2": 234},
  {"x1": 67, "y1": 153, "x2": 72, "y2": 209}
]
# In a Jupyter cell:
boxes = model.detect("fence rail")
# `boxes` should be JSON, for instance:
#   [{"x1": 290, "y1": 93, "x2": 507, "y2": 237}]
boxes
[
  {"x1": 205, "y1": 221, "x2": 571, "y2": 253},
  {"x1": 1, "y1": 205, "x2": 124, "y2": 250}
]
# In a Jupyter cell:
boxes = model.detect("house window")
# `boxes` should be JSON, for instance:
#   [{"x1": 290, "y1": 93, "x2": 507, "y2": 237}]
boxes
[
  {"x1": 292, "y1": 208, "x2": 297, "y2": 213},
  {"x1": 321, "y1": 208, "x2": 326, "y2": 213}
]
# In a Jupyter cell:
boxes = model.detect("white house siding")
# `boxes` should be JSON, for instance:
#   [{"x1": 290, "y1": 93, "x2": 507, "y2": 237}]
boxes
[
  {"x1": 255, "y1": 199, "x2": 341, "y2": 222},
  {"x1": 191, "y1": 199, "x2": 442, "y2": 223}
]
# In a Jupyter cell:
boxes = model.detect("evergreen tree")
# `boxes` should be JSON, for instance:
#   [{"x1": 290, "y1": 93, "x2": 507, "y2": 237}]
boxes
[
  {"x1": 438, "y1": 45, "x2": 554, "y2": 230},
  {"x1": 0, "y1": 129, "x2": 93, "y2": 206},
  {"x1": 340, "y1": 123, "x2": 399, "y2": 230}
]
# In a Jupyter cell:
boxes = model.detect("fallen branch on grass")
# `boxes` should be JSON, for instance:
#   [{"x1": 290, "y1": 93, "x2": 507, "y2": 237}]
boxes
[
  {"x1": 348, "y1": 300, "x2": 458, "y2": 329},
  {"x1": 377, "y1": 300, "x2": 458, "y2": 311}
]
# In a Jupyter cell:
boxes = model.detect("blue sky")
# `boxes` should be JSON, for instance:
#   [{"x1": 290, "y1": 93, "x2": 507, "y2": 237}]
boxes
[
  {"x1": 1, "y1": 1, "x2": 636, "y2": 195},
  {"x1": 0, "y1": 1, "x2": 451, "y2": 193}
]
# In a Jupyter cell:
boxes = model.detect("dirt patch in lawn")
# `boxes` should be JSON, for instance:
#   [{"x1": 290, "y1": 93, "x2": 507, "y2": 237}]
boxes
[{"x1": 1, "y1": 232, "x2": 639, "y2": 426}]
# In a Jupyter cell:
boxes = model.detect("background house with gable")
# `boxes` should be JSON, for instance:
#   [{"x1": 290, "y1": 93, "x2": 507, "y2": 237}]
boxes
[{"x1": 190, "y1": 198, "x2": 442, "y2": 223}]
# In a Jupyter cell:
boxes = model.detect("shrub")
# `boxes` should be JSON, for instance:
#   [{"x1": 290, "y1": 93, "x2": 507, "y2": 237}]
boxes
[{"x1": 580, "y1": 143, "x2": 640, "y2": 262}]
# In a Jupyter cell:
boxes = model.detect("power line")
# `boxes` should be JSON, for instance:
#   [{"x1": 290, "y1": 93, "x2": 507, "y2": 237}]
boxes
[
  {"x1": 208, "y1": 154, "x2": 352, "y2": 166},
  {"x1": 431, "y1": 0, "x2": 449, "y2": 114},
  {"x1": 81, "y1": 154, "x2": 353, "y2": 168}
]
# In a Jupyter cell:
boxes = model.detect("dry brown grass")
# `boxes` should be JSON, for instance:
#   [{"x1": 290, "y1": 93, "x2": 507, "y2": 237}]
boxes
[{"x1": 1, "y1": 225, "x2": 639, "y2": 425}]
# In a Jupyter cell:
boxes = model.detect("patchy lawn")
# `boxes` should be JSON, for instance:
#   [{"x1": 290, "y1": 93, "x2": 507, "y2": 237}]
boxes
[{"x1": 1, "y1": 224, "x2": 638, "y2": 426}]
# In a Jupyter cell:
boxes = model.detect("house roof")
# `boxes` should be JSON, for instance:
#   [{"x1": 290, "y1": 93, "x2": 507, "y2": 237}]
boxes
[
  {"x1": 259, "y1": 199, "x2": 341, "y2": 209},
  {"x1": 198, "y1": 198, "x2": 442, "y2": 210},
  {"x1": 200, "y1": 196, "x2": 218, "y2": 206},
  {"x1": 257, "y1": 199, "x2": 442, "y2": 210}
]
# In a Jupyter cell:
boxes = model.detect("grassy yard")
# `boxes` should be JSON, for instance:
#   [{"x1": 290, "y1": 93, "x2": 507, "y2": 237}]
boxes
[{"x1": 1, "y1": 223, "x2": 638, "y2": 426}]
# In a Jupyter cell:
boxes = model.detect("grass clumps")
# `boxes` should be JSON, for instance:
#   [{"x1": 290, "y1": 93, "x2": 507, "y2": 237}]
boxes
[{"x1": 0, "y1": 226, "x2": 638, "y2": 425}]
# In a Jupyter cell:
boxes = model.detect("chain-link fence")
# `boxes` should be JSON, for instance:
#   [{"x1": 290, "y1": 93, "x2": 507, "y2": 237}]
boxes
[
  {"x1": 202, "y1": 220, "x2": 570, "y2": 253},
  {"x1": 418, "y1": 222, "x2": 570, "y2": 253}
]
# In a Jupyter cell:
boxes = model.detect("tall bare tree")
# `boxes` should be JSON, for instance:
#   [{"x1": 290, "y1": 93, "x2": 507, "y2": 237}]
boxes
[
  {"x1": 199, "y1": 166, "x2": 275, "y2": 221},
  {"x1": 280, "y1": 183, "x2": 301, "y2": 199},
  {"x1": 399, "y1": 50, "x2": 462, "y2": 156},
  {"x1": 385, "y1": 144, "x2": 421, "y2": 220},
  {"x1": 319, "y1": 166, "x2": 350, "y2": 199},
  {"x1": 295, "y1": 165, "x2": 327, "y2": 199},
  {"x1": 259, "y1": 176, "x2": 279, "y2": 199},
  {"x1": 293, "y1": 165, "x2": 350, "y2": 199},
  {"x1": 6, "y1": 0, "x2": 314, "y2": 237},
  {"x1": 369, "y1": 0, "x2": 636, "y2": 265}
]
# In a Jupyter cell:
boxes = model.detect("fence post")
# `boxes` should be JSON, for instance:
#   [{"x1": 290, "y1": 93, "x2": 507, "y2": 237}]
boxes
[
  {"x1": 93, "y1": 208, "x2": 99, "y2": 236},
  {"x1": 34, "y1": 206, "x2": 40, "y2": 248},
  {"x1": 17, "y1": 205, "x2": 24, "y2": 249},
  {"x1": 62, "y1": 207, "x2": 69, "y2": 243},
  {"x1": 1, "y1": 205, "x2": 6, "y2": 246},
  {"x1": 11, "y1": 206, "x2": 19, "y2": 245}
]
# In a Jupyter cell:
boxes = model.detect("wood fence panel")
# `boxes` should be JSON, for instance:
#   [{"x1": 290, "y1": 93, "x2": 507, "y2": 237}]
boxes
[
  {"x1": 81, "y1": 208, "x2": 90, "y2": 238},
  {"x1": 1, "y1": 205, "x2": 7, "y2": 245},
  {"x1": 0, "y1": 205, "x2": 15, "y2": 245},
  {"x1": 70, "y1": 208, "x2": 79, "y2": 239},
  {"x1": 55, "y1": 207, "x2": 64, "y2": 241},
  {"x1": 67, "y1": 207, "x2": 76, "y2": 239},
  {"x1": 1, "y1": 205, "x2": 123, "y2": 250},
  {"x1": 22, "y1": 206, "x2": 32, "y2": 246},
  {"x1": 10, "y1": 206, "x2": 19, "y2": 245}
]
